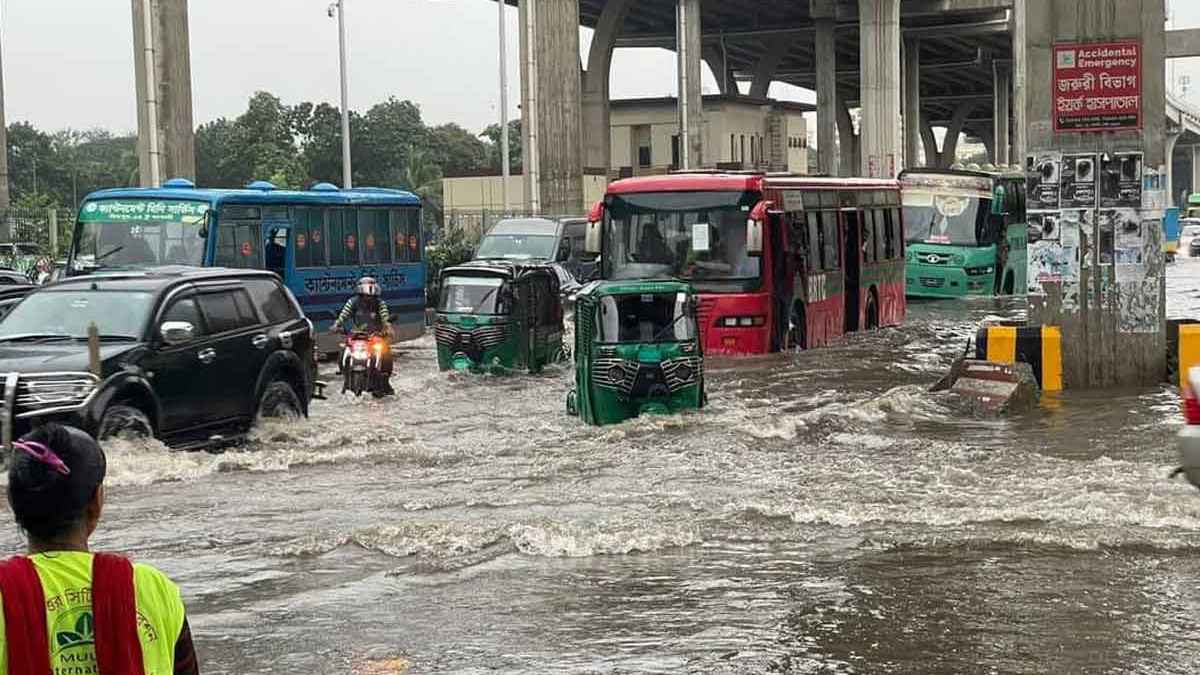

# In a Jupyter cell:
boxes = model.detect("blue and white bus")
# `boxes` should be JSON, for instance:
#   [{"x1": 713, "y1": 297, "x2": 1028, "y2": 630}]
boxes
[{"x1": 68, "y1": 178, "x2": 425, "y2": 352}]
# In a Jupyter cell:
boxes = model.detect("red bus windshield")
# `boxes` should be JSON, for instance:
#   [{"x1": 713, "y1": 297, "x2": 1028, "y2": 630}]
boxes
[{"x1": 603, "y1": 190, "x2": 761, "y2": 289}]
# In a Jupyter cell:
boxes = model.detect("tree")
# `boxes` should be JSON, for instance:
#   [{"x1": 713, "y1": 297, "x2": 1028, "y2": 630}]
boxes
[
  {"x1": 481, "y1": 119, "x2": 522, "y2": 173},
  {"x1": 395, "y1": 145, "x2": 444, "y2": 233},
  {"x1": 356, "y1": 97, "x2": 427, "y2": 187},
  {"x1": 426, "y1": 123, "x2": 489, "y2": 176},
  {"x1": 196, "y1": 118, "x2": 247, "y2": 187}
]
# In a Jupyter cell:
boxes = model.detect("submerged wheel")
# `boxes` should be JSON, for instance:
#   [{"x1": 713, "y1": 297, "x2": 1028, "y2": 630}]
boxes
[
  {"x1": 97, "y1": 404, "x2": 153, "y2": 441},
  {"x1": 865, "y1": 291, "x2": 880, "y2": 330},
  {"x1": 347, "y1": 371, "x2": 367, "y2": 397},
  {"x1": 258, "y1": 380, "x2": 302, "y2": 419},
  {"x1": 788, "y1": 304, "x2": 807, "y2": 351},
  {"x1": 1003, "y1": 272, "x2": 1015, "y2": 295}
]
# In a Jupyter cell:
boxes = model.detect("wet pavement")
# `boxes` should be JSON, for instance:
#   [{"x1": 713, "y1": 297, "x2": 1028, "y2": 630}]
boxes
[{"x1": 6, "y1": 262, "x2": 1200, "y2": 673}]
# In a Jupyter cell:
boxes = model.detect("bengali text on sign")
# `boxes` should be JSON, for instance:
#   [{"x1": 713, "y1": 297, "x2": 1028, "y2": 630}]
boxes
[{"x1": 1052, "y1": 40, "x2": 1141, "y2": 132}]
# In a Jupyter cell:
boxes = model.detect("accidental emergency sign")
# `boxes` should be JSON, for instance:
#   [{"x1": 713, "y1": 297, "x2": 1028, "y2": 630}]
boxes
[{"x1": 1053, "y1": 41, "x2": 1141, "y2": 132}]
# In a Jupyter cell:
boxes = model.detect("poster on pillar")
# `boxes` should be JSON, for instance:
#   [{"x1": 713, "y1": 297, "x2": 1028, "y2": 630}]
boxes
[
  {"x1": 1027, "y1": 152, "x2": 1062, "y2": 210},
  {"x1": 1100, "y1": 152, "x2": 1142, "y2": 208},
  {"x1": 1060, "y1": 154, "x2": 1098, "y2": 209},
  {"x1": 1052, "y1": 41, "x2": 1141, "y2": 133}
]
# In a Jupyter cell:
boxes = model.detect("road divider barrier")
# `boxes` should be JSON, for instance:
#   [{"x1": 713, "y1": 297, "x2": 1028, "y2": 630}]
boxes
[
  {"x1": 1177, "y1": 322, "x2": 1200, "y2": 390},
  {"x1": 974, "y1": 325, "x2": 1063, "y2": 392}
]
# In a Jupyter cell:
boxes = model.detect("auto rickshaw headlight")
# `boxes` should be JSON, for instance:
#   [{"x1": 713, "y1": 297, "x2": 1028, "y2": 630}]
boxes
[
  {"x1": 608, "y1": 365, "x2": 625, "y2": 383},
  {"x1": 675, "y1": 364, "x2": 694, "y2": 382}
]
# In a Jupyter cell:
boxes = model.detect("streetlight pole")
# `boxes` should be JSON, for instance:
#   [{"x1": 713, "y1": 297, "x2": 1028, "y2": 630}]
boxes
[
  {"x1": 330, "y1": 0, "x2": 353, "y2": 189},
  {"x1": 499, "y1": 0, "x2": 510, "y2": 212}
]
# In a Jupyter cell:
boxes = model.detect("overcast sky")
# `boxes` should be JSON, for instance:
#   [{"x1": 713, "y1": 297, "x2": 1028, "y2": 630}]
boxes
[{"x1": 2, "y1": 0, "x2": 1199, "y2": 136}]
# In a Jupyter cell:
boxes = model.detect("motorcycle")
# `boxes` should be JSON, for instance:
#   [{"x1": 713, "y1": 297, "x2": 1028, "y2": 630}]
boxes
[{"x1": 340, "y1": 331, "x2": 389, "y2": 397}]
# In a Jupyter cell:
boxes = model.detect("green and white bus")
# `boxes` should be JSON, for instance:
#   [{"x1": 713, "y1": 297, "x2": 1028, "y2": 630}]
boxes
[{"x1": 900, "y1": 168, "x2": 1027, "y2": 298}]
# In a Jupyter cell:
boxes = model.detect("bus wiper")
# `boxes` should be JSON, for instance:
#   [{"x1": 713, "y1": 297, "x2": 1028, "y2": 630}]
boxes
[
  {"x1": 94, "y1": 246, "x2": 125, "y2": 262},
  {"x1": 0, "y1": 333, "x2": 74, "y2": 343}
]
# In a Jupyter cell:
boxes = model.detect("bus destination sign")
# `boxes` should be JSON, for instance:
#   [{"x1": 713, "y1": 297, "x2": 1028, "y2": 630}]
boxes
[{"x1": 1052, "y1": 40, "x2": 1141, "y2": 133}]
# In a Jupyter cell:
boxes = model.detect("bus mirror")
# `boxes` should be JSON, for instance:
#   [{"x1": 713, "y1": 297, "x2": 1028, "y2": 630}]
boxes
[
  {"x1": 585, "y1": 202, "x2": 604, "y2": 255},
  {"x1": 991, "y1": 187, "x2": 1006, "y2": 215},
  {"x1": 746, "y1": 218, "x2": 764, "y2": 257}
]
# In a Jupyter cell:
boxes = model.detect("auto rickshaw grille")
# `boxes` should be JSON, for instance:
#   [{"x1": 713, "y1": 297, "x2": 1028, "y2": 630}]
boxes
[
  {"x1": 662, "y1": 356, "x2": 702, "y2": 391},
  {"x1": 434, "y1": 322, "x2": 510, "y2": 351}
]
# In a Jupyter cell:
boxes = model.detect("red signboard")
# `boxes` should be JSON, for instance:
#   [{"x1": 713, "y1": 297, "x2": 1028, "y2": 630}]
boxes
[{"x1": 1053, "y1": 41, "x2": 1141, "y2": 133}]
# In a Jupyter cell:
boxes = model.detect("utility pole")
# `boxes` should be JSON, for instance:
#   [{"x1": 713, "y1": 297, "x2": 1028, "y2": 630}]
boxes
[
  {"x1": 331, "y1": 0, "x2": 353, "y2": 189},
  {"x1": 139, "y1": 0, "x2": 161, "y2": 187},
  {"x1": 499, "y1": 0, "x2": 511, "y2": 212},
  {"x1": 0, "y1": 7, "x2": 10, "y2": 209}
]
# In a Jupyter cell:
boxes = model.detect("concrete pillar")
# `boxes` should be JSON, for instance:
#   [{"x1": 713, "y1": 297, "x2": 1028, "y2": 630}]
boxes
[
  {"x1": 903, "y1": 37, "x2": 922, "y2": 171},
  {"x1": 977, "y1": 127, "x2": 996, "y2": 164},
  {"x1": 750, "y1": 35, "x2": 792, "y2": 99},
  {"x1": 0, "y1": 25, "x2": 9, "y2": 208},
  {"x1": 519, "y1": 0, "x2": 584, "y2": 214},
  {"x1": 858, "y1": 0, "x2": 902, "y2": 178},
  {"x1": 814, "y1": 15, "x2": 840, "y2": 175},
  {"x1": 703, "y1": 44, "x2": 737, "y2": 95},
  {"x1": 993, "y1": 62, "x2": 1011, "y2": 166},
  {"x1": 676, "y1": 0, "x2": 704, "y2": 168},
  {"x1": 132, "y1": 0, "x2": 196, "y2": 186},
  {"x1": 1023, "y1": 0, "x2": 1166, "y2": 389},
  {"x1": 939, "y1": 101, "x2": 975, "y2": 167},
  {"x1": 581, "y1": 0, "x2": 632, "y2": 173},
  {"x1": 836, "y1": 100, "x2": 859, "y2": 176},
  {"x1": 1166, "y1": 132, "x2": 1181, "y2": 207},
  {"x1": 920, "y1": 121, "x2": 938, "y2": 167},
  {"x1": 1012, "y1": 0, "x2": 1027, "y2": 164}
]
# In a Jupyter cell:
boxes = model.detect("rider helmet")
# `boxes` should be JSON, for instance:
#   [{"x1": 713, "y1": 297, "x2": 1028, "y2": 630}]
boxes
[{"x1": 356, "y1": 276, "x2": 381, "y2": 297}]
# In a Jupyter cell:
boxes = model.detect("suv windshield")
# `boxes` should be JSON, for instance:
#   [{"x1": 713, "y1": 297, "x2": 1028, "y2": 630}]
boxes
[
  {"x1": 476, "y1": 234, "x2": 557, "y2": 260},
  {"x1": 595, "y1": 292, "x2": 694, "y2": 343},
  {"x1": 0, "y1": 291, "x2": 153, "y2": 340},
  {"x1": 439, "y1": 276, "x2": 507, "y2": 314},
  {"x1": 603, "y1": 191, "x2": 760, "y2": 286},
  {"x1": 903, "y1": 192, "x2": 991, "y2": 246},
  {"x1": 73, "y1": 199, "x2": 209, "y2": 271}
]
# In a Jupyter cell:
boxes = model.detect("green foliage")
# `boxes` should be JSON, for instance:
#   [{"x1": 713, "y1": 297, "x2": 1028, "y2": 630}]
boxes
[
  {"x1": 481, "y1": 119, "x2": 522, "y2": 173},
  {"x1": 424, "y1": 224, "x2": 476, "y2": 307}
]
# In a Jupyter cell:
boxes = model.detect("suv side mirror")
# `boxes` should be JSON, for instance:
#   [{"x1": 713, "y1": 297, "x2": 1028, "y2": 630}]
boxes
[{"x1": 161, "y1": 321, "x2": 195, "y2": 346}]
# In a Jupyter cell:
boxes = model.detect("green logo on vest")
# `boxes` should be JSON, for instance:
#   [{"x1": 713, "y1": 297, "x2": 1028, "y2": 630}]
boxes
[{"x1": 55, "y1": 611, "x2": 95, "y2": 649}]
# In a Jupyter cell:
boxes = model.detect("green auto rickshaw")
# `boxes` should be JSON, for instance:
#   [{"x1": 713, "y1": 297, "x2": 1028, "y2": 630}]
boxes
[
  {"x1": 567, "y1": 280, "x2": 705, "y2": 425},
  {"x1": 434, "y1": 260, "x2": 566, "y2": 373}
]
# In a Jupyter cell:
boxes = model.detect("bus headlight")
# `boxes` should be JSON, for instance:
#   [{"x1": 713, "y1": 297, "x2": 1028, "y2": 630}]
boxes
[
  {"x1": 719, "y1": 316, "x2": 766, "y2": 327},
  {"x1": 964, "y1": 266, "x2": 995, "y2": 276}
]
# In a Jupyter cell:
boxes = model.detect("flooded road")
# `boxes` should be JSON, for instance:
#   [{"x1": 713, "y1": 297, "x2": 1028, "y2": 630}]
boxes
[{"x1": 7, "y1": 263, "x2": 1200, "y2": 673}]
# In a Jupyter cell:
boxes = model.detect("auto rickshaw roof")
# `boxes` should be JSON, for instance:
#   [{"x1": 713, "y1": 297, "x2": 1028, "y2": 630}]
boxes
[{"x1": 442, "y1": 259, "x2": 559, "y2": 281}]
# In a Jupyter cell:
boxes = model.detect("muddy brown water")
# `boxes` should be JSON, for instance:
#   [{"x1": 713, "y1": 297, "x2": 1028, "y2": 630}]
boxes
[{"x1": 5, "y1": 262, "x2": 1200, "y2": 673}]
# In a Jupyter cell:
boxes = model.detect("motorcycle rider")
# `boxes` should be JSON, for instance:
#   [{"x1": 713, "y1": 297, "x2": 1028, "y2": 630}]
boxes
[{"x1": 331, "y1": 277, "x2": 395, "y2": 395}]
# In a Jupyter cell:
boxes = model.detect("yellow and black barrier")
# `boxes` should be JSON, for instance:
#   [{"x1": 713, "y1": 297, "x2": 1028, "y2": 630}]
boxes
[
  {"x1": 1178, "y1": 323, "x2": 1200, "y2": 389},
  {"x1": 974, "y1": 325, "x2": 1063, "y2": 392}
]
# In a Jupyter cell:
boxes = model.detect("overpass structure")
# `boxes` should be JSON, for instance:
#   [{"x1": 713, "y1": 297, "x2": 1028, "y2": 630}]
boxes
[{"x1": 503, "y1": 0, "x2": 1200, "y2": 213}]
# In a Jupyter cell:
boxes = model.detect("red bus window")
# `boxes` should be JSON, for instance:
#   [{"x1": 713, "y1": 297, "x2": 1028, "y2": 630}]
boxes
[{"x1": 823, "y1": 215, "x2": 840, "y2": 270}]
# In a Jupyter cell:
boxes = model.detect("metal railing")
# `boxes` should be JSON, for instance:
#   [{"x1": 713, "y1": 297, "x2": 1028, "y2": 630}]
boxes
[{"x1": 0, "y1": 208, "x2": 75, "y2": 263}]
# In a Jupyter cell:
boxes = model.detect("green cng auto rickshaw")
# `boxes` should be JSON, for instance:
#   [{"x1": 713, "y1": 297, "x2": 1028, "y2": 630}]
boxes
[
  {"x1": 567, "y1": 280, "x2": 705, "y2": 425},
  {"x1": 435, "y1": 260, "x2": 565, "y2": 373}
]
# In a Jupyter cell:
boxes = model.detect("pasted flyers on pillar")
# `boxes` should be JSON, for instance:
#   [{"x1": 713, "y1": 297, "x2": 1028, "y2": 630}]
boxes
[
  {"x1": 1097, "y1": 209, "x2": 1121, "y2": 264},
  {"x1": 1027, "y1": 152, "x2": 1062, "y2": 210},
  {"x1": 1118, "y1": 277, "x2": 1161, "y2": 333},
  {"x1": 1060, "y1": 154, "x2": 1098, "y2": 208},
  {"x1": 1100, "y1": 152, "x2": 1142, "y2": 208},
  {"x1": 1059, "y1": 210, "x2": 1083, "y2": 249},
  {"x1": 1028, "y1": 211, "x2": 1061, "y2": 242}
]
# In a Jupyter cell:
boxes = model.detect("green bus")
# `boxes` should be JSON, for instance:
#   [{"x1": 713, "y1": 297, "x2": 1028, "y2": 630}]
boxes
[
  {"x1": 900, "y1": 168, "x2": 1027, "y2": 298},
  {"x1": 1187, "y1": 193, "x2": 1200, "y2": 220}
]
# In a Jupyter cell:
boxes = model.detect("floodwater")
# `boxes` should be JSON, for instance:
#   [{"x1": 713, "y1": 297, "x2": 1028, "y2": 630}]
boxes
[{"x1": 7, "y1": 264, "x2": 1200, "y2": 674}]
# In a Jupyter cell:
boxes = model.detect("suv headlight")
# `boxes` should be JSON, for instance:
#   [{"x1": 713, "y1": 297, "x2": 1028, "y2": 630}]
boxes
[{"x1": 16, "y1": 373, "x2": 99, "y2": 417}]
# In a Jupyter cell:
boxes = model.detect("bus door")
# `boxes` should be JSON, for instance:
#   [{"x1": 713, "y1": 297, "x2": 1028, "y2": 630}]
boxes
[
  {"x1": 261, "y1": 207, "x2": 292, "y2": 280},
  {"x1": 842, "y1": 208, "x2": 862, "y2": 333},
  {"x1": 769, "y1": 211, "x2": 791, "y2": 352}
]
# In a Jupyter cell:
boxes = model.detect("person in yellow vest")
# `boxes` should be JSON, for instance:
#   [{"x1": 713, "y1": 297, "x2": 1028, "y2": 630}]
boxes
[{"x1": 0, "y1": 424, "x2": 199, "y2": 675}]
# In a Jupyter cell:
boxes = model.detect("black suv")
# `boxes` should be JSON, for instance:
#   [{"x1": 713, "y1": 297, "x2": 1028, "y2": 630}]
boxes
[{"x1": 0, "y1": 267, "x2": 319, "y2": 449}]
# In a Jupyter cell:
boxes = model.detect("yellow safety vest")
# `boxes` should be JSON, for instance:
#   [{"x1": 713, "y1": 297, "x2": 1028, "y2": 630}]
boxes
[{"x1": 0, "y1": 551, "x2": 186, "y2": 675}]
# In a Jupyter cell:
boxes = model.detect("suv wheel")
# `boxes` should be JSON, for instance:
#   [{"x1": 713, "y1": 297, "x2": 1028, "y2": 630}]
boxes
[
  {"x1": 98, "y1": 404, "x2": 153, "y2": 441},
  {"x1": 258, "y1": 380, "x2": 302, "y2": 420}
]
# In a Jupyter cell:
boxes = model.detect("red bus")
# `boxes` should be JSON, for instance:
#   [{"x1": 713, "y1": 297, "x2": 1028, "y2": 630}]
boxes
[{"x1": 585, "y1": 173, "x2": 906, "y2": 356}]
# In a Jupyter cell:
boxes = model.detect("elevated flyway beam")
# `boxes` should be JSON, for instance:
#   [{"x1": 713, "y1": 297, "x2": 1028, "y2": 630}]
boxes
[
  {"x1": 612, "y1": 13, "x2": 1009, "y2": 49},
  {"x1": 1167, "y1": 29, "x2": 1200, "y2": 59}
]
